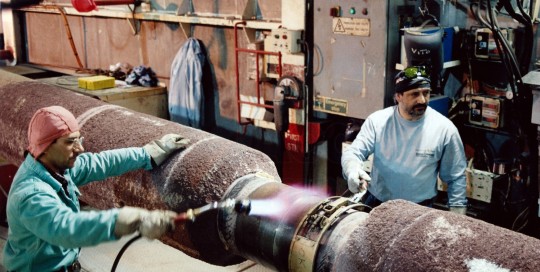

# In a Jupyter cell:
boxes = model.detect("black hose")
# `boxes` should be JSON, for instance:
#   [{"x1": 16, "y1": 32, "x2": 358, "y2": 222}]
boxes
[{"x1": 111, "y1": 233, "x2": 143, "y2": 272}]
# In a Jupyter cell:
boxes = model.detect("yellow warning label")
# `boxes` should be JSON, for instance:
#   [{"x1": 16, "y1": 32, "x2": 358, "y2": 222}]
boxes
[{"x1": 332, "y1": 18, "x2": 370, "y2": 36}]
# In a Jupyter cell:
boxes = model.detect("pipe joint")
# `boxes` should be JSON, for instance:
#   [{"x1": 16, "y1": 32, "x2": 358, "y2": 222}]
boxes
[{"x1": 289, "y1": 196, "x2": 368, "y2": 271}]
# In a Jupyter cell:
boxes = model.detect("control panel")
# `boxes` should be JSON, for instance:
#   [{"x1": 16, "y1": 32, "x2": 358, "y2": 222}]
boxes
[
  {"x1": 467, "y1": 94, "x2": 505, "y2": 129},
  {"x1": 474, "y1": 28, "x2": 514, "y2": 60},
  {"x1": 312, "y1": 0, "x2": 390, "y2": 119},
  {"x1": 264, "y1": 28, "x2": 302, "y2": 54},
  {"x1": 264, "y1": 29, "x2": 302, "y2": 78}
]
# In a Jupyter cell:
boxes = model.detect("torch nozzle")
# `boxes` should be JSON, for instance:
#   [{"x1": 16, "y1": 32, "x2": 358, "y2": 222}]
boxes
[
  {"x1": 174, "y1": 198, "x2": 251, "y2": 224},
  {"x1": 233, "y1": 199, "x2": 251, "y2": 214}
]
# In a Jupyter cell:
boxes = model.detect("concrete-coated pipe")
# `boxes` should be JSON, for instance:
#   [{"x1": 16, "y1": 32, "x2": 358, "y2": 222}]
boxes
[
  {"x1": 0, "y1": 73, "x2": 280, "y2": 265},
  {"x1": 218, "y1": 185, "x2": 540, "y2": 272},
  {"x1": 327, "y1": 200, "x2": 540, "y2": 271},
  {"x1": 2, "y1": 71, "x2": 540, "y2": 271}
]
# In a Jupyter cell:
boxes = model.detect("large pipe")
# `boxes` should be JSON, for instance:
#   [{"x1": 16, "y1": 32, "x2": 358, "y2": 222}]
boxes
[
  {"x1": 219, "y1": 189, "x2": 540, "y2": 271},
  {"x1": 0, "y1": 72, "x2": 280, "y2": 265},
  {"x1": 1, "y1": 71, "x2": 540, "y2": 271}
]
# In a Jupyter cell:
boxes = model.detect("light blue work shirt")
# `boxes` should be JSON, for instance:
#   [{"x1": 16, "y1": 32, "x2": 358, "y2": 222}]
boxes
[
  {"x1": 3, "y1": 147, "x2": 152, "y2": 272},
  {"x1": 342, "y1": 106, "x2": 467, "y2": 207}
]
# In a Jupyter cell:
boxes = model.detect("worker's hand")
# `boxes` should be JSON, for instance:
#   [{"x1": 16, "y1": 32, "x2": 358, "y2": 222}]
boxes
[
  {"x1": 449, "y1": 206, "x2": 467, "y2": 216},
  {"x1": 347, "y1": 171, "x2": 371, "y2": 194},
  {"x1": 143, "y1": 134, "x2": 190, "y2": 166},
  {"x1": 115, "y1": 207, "x2": 177, "y2": 239},
  {"x1": 139, "y1": 210, "x2": 177, "y2": 239},
  {"x1": 343, "y1": 161, "x2": 371, "y2": 193}
]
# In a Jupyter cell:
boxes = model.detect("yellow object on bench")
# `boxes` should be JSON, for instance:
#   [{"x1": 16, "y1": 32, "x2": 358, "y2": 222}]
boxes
[{"x1": 78, "y1": 76, "x2": 115, "y2": 90}]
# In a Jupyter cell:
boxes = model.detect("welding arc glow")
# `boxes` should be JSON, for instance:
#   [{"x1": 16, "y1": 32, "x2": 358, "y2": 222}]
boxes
[{"x1": 249, "y1": 199, "x2": 286, "y2": 217}]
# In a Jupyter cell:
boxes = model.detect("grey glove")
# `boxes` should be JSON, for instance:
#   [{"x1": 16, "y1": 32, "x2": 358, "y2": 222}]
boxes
[
  {"x1": 143, "y1": 134, "x2": 190, "y2": 166},
  {"x1": 114, "y1": 206, "x2": 177, "y2": 239},
  {"x1": 449, "y1": 206, "x2": 467, "y2": 215},
  {"x1": 342, "y1": 160, "x2": 371, "y2": 193}
]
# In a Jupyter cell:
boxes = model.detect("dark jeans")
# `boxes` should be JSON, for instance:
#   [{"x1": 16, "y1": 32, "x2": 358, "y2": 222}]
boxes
[{"x1": 362, "y1": 190, "x2": 434, "y2": 209}]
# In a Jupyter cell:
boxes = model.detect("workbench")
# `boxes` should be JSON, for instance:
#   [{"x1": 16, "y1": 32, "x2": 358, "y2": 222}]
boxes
[{"x1": 38, "y1": 76, "x2": 169, "y2": 120}]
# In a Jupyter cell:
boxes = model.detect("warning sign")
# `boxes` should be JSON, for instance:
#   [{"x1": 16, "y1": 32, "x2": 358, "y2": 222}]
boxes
[
  {"x1": 332, "y1": 18, "x2": 370, "y2": 36},
  {"x1": 334, "y1": 19, "x2": 346, "y2": 33}
]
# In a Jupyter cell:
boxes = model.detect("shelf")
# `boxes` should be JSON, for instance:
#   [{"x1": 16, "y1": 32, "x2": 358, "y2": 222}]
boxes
[
  {"x1": 18, "y1": 5, "x2": 282, "y2": 30},
  {"x1": 395, "y1": 60, "x2": 461, "y2": 71}
]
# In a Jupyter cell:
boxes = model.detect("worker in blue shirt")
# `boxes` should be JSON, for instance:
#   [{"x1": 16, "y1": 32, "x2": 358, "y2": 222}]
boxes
[
  {"x1": 341, "y1": 66, "x2": 468, "y2": 214},
  {"x1": 3, "y1": 105, "x2": 189, "y2": 272}
]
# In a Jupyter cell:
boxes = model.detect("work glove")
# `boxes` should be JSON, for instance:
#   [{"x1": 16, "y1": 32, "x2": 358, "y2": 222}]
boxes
[
  {"x1": 114, "y1": 206, "x2": 177, "y2": 239},
  {"x1": 449, "y1": 206, "x2": 467, "y2": 216},
  {"x1": 143, "y1": 134, "x2": 190, "y2": 166},
  {"x1": 342, "y1": 160, "x2": 371, "y2": 193}
]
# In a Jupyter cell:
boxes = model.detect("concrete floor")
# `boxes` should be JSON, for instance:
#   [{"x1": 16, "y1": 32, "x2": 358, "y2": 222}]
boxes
[{"x1": 0, "y1": 226, "x2": 274, "y2": 272}]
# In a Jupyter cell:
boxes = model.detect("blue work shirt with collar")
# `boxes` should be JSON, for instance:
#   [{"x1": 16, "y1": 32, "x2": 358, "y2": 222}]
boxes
[{"x1": 3, "y1": 147, "x2": 152, "y2": 272}]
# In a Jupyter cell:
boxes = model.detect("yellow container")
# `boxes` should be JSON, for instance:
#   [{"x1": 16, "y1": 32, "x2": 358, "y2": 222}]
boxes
[{"x1": 78, "y1": 76, "x2": 115, "y2": 90}]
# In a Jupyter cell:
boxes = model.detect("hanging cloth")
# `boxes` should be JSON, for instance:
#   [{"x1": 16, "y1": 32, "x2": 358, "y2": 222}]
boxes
[{"x1": 169, "y1": 38, "x2": 206, "y2": 128}]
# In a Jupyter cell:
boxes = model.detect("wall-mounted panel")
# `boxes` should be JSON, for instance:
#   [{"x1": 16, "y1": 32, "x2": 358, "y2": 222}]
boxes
[{"x1": 312, "y1": 0, "x2": 388, "y2": 119}]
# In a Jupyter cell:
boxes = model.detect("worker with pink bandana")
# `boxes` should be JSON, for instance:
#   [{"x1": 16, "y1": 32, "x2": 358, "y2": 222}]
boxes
[{"x1": 3, "y1": 105, "x2": 189, "y2": 272}]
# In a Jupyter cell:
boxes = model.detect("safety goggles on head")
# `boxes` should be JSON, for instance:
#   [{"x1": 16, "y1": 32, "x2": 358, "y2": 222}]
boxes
[
  {"x1": 402, "y1": 66, "x2": 429, "y2": 79},
  {"x1": 395, "y1": 66, "x2": 431, "y2": 93}
]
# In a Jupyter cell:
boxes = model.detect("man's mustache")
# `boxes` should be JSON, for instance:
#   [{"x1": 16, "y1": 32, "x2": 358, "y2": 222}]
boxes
[{"x1": 414, "y1": 104, "x2": 427, "y2": 110}]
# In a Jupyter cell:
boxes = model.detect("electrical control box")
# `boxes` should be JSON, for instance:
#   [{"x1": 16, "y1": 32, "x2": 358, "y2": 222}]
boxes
[
  {"x1": 474, "y1": 28, "x2": 513, "y2": 60},
  {"x1": 313, "y1": 0, "x2": 391, "y2": 119},
  {"x1": 264, "y1": 28, "x2": 302, "y2": 54},
  {"x1": 264, "y1": 29, "x2": 302, "y2": 79},
  {"x1": 438, "y1": 168, "x2": 498, "y2": 203},
  {"x1": 467, "y1": 94, "x2": 505, "y2": 129}
]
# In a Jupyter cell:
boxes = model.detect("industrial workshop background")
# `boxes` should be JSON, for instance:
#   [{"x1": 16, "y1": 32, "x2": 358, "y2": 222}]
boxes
[{"x1": 1, "y1": 0, "x2": 540, "y2": 256}]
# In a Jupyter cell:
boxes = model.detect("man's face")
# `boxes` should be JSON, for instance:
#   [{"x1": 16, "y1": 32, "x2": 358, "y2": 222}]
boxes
[
  {"x1": 396, "y1": 87, "x2": 431, "y2": 120},
  {"x1": 40, "y1": 131, "x2": 84, "y2": 173}
]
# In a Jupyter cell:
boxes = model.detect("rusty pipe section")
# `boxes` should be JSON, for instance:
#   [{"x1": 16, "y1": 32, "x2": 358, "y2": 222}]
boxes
[{"x1": 0, "y1": 72, "x2": 280, "y2": 265}]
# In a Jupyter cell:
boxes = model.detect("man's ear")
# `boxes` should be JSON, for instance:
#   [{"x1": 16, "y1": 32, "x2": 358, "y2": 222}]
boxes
[{"x1": 394, "y1": 93, "x2": 402, "y2": 104}]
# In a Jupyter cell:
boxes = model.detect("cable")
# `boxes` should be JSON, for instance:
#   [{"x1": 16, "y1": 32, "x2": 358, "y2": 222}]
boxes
[
  {"x1": 54, "y1": 5, "x2": 84, "y2": 69},
  {"x1": 484, "y1": 0, "x2": 521, "y2": 98},
  {"x1": 489, "y1": 4, "x2": 522, "y2": 83},
  {"x1": 127, "y1": 4, "x2": 140, "y2": 35},
  {"x1": 312, "y1": 43, "x2": 324, "y2": 77},
  {"x1": 512, "y1": 205, "x2": 530, "y2": 232},
  {"x1": 470, "y1": 3, "x2": 490, "y2": 27},
  {"x1": 111, "y1": 233, "x2": 142, "y2": 272}
]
